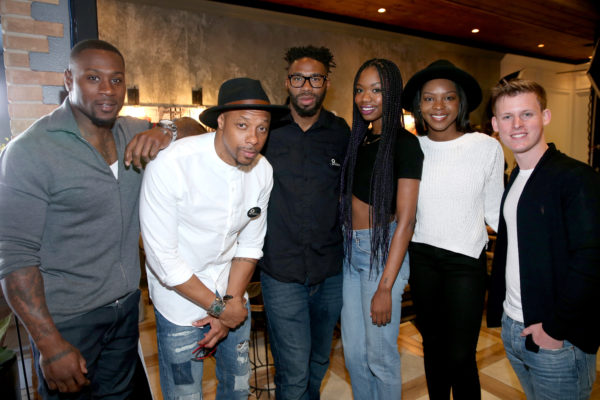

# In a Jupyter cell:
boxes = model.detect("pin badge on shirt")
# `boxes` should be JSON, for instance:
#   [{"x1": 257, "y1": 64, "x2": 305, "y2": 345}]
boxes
[
  {"x1": 330, "y1": 158, "x2": 341, "y2": 167},
  {"x1": 247, "y1": 207, "x2": 261, "y2": 218}
]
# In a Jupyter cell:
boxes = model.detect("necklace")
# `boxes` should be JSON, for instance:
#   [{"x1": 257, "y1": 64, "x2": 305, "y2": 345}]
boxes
[{"x1": 362, "y1": 132, "x2": 381, "y2": 146}]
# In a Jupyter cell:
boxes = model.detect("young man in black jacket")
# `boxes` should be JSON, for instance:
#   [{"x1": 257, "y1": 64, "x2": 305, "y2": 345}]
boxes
[{"x1": 488, "y1": 79, "x2": 599, "y2": 399}]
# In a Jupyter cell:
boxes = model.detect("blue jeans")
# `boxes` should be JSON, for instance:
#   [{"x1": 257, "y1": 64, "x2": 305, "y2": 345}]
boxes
[
  {"x1": 154, "y1": 306, "x2": 251, "y2": 400},
  {"x1": 341, "y1": 223, "x2": 408, "y2": 400},
  {"x1": 260, "y1": 269, "x2": 343, "y2": 400},
  {"x1": 31, "y1": 290, "x2": 140, "y2": 400},
  {"x1": 501, "y1": 313, "x2": 596, "y2": 400}
]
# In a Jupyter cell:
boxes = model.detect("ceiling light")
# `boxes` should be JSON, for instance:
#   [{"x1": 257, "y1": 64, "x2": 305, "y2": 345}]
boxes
[
  {"x1": 378, "y1": 8, "x2": 386, "y2": 13},
  {"x1": 471, "y1": 28, "x2": 479, "y2": 33},
  {"x1": 538, "y1": 43, "x2": 545, "y2": 48}
]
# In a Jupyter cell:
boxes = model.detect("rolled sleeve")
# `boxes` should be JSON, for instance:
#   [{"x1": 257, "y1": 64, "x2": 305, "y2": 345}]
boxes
[
  {"x1": 140, "y1": 156, "x2": 194, "y2": 287},
  {"x1": 234, "y1": 164, "x2": 273, "y2": 260}
]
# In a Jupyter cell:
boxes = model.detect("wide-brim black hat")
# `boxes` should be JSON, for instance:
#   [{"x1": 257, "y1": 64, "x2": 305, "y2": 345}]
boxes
[
  {"x1": 402, "y1": 59, "x2": 482, "y2": 113},
  {"x1": 200, "y1": 77, "x2": 289, "y2": 129}
]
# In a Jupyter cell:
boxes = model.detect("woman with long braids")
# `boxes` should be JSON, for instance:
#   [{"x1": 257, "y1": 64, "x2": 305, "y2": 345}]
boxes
[
  {"x1": 402, "y1": 60, "x2": 504, "y2": 399},
  {"x1": 340, "y1": 58, "x2": 423, "y2": 399}
]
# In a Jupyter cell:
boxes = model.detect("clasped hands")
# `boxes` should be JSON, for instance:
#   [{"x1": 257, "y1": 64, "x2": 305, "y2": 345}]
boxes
[{"x1": 192, "y1": 296, "x2": 248, "y2": 349}]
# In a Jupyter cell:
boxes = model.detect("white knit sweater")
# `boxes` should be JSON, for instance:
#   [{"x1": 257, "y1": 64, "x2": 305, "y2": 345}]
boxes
[{"x1": 412, "y1": 132, "x2": 504, "y2": 258}]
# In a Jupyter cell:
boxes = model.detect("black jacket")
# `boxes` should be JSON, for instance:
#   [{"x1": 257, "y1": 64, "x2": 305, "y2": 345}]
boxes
[{"x1": 487, "y1": 144, "x2": 600, "y2": 354}]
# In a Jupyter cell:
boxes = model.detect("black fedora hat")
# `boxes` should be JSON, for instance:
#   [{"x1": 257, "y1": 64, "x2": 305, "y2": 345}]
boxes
[
  {"x1": 200, "y1": 78, "x2": 289, "y2": 129},
  {"x1": 402, "y1": 60, "x2": 482, "y2": 113}
]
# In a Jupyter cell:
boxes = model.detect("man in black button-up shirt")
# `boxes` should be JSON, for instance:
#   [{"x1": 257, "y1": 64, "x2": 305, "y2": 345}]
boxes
[{"x1": 260, "y1": 46, "x2": 350, "y2": 399}]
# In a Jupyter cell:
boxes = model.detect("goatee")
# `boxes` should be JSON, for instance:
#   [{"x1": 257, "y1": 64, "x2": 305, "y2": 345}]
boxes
[{"x1": 289, "y1": 90, "x2": 327, "y2": 118}]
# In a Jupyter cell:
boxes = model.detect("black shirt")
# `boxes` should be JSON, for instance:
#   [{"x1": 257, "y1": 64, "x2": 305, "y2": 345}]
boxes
[
  {"x1": 352, "y1": 128, "x2": 423, "y2": 212},
  {"x1": 261, "y1": 109, "x2": 350, "y2": 284}
]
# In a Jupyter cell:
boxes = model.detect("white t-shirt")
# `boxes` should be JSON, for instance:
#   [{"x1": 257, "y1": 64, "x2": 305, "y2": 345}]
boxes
[
  {"x1": 502, "y1": 168, "x2": 534, "y2": 323},
  {"x1": 140, "y1": 132, "x2": 273, "y2": 326},
  {"x1": 110, "y1": 160, "x2": 118, "y2": 179}
]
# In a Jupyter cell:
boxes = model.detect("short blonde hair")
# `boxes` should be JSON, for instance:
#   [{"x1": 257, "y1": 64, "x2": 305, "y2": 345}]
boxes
[{"x1": 490, "y1": 79, "x2": 547, "y2": 114}]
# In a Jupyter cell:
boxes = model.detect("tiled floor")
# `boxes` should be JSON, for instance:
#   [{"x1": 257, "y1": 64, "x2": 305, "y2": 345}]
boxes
[
  {"x1": 137, "y1": 290, "x2": 600, "y2": 400},
  {"x1": 4, "y1": 290, "x2": 600, "y2": 399}
]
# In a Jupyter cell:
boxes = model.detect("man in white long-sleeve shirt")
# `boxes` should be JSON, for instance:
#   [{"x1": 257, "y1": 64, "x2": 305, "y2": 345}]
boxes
[{"x1": 139, "y1": 78, "x2": 288, "y2": 400}]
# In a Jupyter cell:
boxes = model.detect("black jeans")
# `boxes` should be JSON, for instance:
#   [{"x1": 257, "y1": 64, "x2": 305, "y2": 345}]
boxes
[
  {"x1": 408, "y1": 242, "x2": 487, "y2": 400},
  {"x1": 31, "y1": 290, "x2": 141, "y2": 400}
]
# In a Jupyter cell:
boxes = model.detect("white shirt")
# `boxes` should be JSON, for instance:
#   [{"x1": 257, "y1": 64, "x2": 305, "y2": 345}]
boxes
[
  {"x1": 502, "y1": 168, "x2": 533, "y2": 323},
  {"x1": 140, "y1": 132, "x2": 273, "y2": 326},
  {"x1": 110, "y1": 160, "x2": 118, "y2": 179},
  {"x1": 412, "y1": 132, "x2": 505, "y2": 258}
]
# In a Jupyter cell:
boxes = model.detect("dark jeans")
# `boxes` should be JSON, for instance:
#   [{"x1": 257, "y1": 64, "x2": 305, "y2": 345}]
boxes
[
  {"x1": 409, "y1": 243, "x2": 487, "y2": 400},
  {"x1": 260, "y1": 270, "x2": 343, "y2": 400},
  {"x1": 31, "y1": 290, "x2": 140, "y2": 400}
]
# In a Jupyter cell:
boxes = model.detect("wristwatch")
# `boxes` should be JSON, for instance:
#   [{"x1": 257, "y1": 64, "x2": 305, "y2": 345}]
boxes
[
  {"x1": 207, "y1": 294, "x2": 233, "y2": 318},
  {"x1": 158, "y1": 119, "x2": 178, "y2": 143}
]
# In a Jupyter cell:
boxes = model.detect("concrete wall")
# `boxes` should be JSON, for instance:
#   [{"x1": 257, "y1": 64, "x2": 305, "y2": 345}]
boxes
[
  {"x1": 97, "y1": 0, "x2": 503, "y2": 127},
  {"x1": 1, "y1": 0, "x2": 592, "y2": 165}
]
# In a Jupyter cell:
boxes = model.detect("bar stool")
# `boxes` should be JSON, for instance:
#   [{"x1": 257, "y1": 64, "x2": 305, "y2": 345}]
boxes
[{"x1": 247, "y1": 282, "x2": 275, "y2": 398}]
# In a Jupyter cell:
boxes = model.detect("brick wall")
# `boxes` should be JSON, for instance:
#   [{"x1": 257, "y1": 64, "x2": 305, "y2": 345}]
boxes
[{"x1": 1, "y1": 0, "x2": 66, "y2": 136}]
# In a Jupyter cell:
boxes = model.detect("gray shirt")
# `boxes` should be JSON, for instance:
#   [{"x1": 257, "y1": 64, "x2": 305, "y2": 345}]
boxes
[{"x1": 0, "y1": 100, "x2": 150, "y2": 323}]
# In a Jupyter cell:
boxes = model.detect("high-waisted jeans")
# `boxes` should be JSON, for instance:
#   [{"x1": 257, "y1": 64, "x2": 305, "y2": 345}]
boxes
[{"x1": 341, "y1": 222, "x2": 409, "y2": 399}]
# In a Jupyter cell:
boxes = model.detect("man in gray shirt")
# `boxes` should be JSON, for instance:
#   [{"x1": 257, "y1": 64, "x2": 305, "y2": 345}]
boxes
[{"x1": 0, "y1": 39, "x2": 172, "y2": 399}]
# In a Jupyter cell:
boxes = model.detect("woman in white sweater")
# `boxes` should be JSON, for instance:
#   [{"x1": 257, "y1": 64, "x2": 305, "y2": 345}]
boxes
[{"x1": 402, "y1": 60, "x2": 504, "y2": 400}]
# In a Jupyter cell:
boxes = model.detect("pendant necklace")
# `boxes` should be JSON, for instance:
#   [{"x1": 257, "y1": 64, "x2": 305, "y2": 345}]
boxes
[{"x1": 362, "y1": 131, "x2": 381, "y2": 146}]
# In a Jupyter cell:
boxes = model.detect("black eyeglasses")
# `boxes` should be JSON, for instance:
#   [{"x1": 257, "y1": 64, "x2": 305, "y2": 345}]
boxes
[{"x1": 288, "y1": 74, "x2": 327, "y2": 88}]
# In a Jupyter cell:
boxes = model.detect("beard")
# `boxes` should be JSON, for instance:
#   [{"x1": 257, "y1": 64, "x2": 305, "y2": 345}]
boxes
[
  {"x1": 89, "y1": 114, "x2": 117, "y2": 128},
  {"x1": 72, "y1": 104, "x2": 119, "y2": 128},
  {"x1": 289, "y1": 89, "x2": 327, "y2": 117}
]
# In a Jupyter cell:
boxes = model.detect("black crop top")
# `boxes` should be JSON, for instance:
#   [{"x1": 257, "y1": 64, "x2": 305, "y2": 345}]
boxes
[{"x1": 352, "y1": 128, "x2": 424, "y2": 212}]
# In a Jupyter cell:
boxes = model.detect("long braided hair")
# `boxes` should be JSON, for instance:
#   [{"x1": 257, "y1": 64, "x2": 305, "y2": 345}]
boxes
[{"x1": 340, "y1": 59, "x2": 404, "y2": 274}]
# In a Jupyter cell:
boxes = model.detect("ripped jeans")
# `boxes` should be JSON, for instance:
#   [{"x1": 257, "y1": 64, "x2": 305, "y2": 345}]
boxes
[{"x1": 154, "y1": 306, "x2": 251, "y2": 400}]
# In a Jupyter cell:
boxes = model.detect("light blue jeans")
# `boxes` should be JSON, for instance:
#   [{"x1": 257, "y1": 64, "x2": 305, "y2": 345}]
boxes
[
  {"x1": 341, "y1": 223, "x2": 409, "y2": 400},
  {"x1": 501, "y1": 313, "x2": 596, "y2": 400},
  {"x1": 154, "y1": 306, "x2": 251, "y2": 400}
]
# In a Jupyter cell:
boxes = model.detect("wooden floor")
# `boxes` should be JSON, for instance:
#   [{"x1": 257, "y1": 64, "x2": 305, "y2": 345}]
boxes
[{"x1": 137, "y1": 290, "x2": 600, "y2": 400}]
